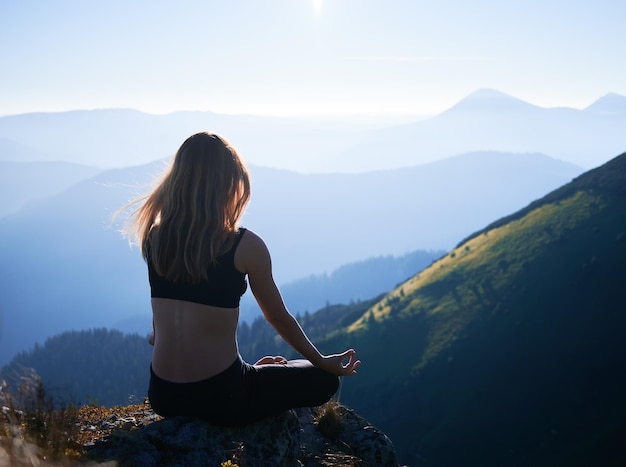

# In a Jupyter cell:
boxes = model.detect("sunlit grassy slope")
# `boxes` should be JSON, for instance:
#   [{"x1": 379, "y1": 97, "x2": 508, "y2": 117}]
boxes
[
  {"x1": 328, "y1": 151, "x2": 626, "y2": 467},
  {"x1": 348, "y1": 190, "x2": 606, "y2": 365}
]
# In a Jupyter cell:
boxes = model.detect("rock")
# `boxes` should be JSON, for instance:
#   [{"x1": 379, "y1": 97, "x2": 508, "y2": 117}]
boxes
[
  {"x1": 298, "y1": 403, "x2": 399, "y2": 467},
  {"x1": 84, "y1": 402, "x2": 399, "y2": 466},
  {"x1": 86, "y1": 410, "x2": 301, "y2": 466}
]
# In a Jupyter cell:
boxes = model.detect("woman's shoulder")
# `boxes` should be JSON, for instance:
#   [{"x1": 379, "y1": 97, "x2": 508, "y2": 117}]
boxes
[
  {"x1": 234, "y1": 227, "x2": 273, "y2": 272},
  {"x1": 238, "y1": 227, "x2": 266, "y2": 249}
]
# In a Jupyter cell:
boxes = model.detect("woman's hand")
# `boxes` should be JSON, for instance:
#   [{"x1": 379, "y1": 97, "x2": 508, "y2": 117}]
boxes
[
  {"x1": 319, "y1": 349, "x2": 360, "y2": 376},
  {"x1": 254, "y1": 355, "x2": 288, "y2": 365}
]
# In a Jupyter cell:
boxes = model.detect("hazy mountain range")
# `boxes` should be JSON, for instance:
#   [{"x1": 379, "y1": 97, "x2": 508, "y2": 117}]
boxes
[
  {"x1": 0, "y1": 89, "x2": 624, "y2": 172},
  {"x1": 0, "y1": 150, "x2": 582, "y2": 365},
  {"x1": 334, "y1": 89, "x2": 626, "y2": 171},
  {"x1": 1, "y1": 87, "x2": 623, "y2": 366}
]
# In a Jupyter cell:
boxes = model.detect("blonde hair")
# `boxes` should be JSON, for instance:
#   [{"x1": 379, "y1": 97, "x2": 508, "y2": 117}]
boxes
[{"x1": 122, "y1": 132, "x2": 250, "y2": 283}]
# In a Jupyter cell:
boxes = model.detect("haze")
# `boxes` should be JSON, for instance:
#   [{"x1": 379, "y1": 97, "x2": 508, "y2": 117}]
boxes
[{"x1": 2, "y1": 1, "x2": 625, "y2": 125}]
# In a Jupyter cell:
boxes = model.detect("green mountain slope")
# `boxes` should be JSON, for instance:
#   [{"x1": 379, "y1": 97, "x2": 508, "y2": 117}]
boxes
[{"x1": 329, "y1": 152, "x2": 626, "y2": 466}]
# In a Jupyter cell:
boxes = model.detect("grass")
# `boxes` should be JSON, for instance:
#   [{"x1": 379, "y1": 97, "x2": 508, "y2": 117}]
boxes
[
  {"x1": 1, "y1": 368, "x2": 82, "y2": 464},
  {"x1": 0, "y1": 367, "x2": 158, "y2": 465},
  {"x1": 314, "y1": 401, "x2": 342, "y2": 440}
]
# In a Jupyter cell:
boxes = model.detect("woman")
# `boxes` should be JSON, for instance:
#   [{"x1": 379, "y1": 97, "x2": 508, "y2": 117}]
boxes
[{"x1": 123, "y1": 132, "x2": 360, "y2": 425}]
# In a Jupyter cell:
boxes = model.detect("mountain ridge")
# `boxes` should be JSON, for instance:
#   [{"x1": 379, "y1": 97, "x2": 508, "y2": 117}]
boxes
[
  {"x1": 323, "y1": 150, "x2": 626, "y2": 465},
  {"x1": 332, "y1": 91, "x2": 626, "y2": 171},
  {"x1": 583, "y1": 91, "x2": 626, "y2": 114},
  {"x1": 442, "y1": 87, "x2": 543, "y2": 113},
  {"x1": 1, "y1": 89, "x2": 624, "y2": 172},
  {"x1": 3, "y1": 89, "x2": 623, "y2": 119},
  {"x1": 459, "y1": 149, "x2": 626, "y2": 245}
]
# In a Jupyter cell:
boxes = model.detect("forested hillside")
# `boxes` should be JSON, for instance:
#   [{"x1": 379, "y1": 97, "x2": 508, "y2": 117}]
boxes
[
  {"x1": 1, "y1": 329, "x2": 152, "y2": 407},
  {"x1": 0, "y1": 299, "x2": 376, "y2": 407},
  {"x1": 321, "y1": 151, "x2": 626, "y2": 466}
]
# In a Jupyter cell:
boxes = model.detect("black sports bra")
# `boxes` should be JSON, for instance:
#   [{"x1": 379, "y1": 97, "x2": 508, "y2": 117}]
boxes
[{"x1": 147, "y1": 228, "x2": 247, "y2": 308}]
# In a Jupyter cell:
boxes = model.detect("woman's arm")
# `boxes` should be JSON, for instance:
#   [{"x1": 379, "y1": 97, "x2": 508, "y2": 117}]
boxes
[{"x1": 236, "y1": 229, "x2": 360, "y2": 376}]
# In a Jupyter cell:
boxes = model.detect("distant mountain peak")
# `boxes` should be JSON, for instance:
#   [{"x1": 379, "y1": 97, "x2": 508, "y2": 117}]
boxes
[
  {"x1": 584, "y1": 92, "x2": 626, "y2": 115},
  {"x1": 444, "y1": 88, "x2": 539, "y2": 114}
]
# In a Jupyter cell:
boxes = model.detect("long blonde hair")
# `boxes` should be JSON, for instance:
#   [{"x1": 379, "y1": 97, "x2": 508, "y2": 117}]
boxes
[{"x1": 122, "y1": 132, "x2": 250, "y2": 283}]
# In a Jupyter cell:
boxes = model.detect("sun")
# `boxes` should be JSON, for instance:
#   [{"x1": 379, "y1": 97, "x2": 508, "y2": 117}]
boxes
[{"x1": 312, "y1": 0, "x2": 323, "y2": 17}]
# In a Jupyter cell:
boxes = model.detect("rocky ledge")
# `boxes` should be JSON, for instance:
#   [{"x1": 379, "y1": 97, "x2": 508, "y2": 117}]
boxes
[{"x1": 84, "y1": 401, "x2": 399, "y2": 466}]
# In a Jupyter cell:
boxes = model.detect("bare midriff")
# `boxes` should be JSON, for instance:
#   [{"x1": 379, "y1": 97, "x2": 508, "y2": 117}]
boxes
[{"x1": 150, "y1": 297, "x2": 239, "y2": 383}]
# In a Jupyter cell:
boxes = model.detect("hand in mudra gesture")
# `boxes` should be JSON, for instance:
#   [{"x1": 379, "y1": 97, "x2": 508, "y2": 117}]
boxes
[{"x1": 320, "y1": 349, "x2": 360, "y2": 376}]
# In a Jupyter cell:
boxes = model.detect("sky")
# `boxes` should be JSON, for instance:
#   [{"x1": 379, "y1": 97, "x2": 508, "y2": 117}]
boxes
[{"x1": 1, "y1": 0, "x2": 626, "y2": 118}]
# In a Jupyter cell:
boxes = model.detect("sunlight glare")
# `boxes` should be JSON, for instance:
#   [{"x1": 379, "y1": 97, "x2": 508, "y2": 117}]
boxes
[{"x1": 312, "y1": 0, "x2": 323, "y2": 17}]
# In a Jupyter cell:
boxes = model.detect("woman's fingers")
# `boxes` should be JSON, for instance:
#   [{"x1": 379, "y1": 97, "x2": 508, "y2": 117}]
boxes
[
  {"x1": 344, "y1": 358, "x2": 360, "y2": 374},
  {"x1": 336, "y1": 349, "x2": 360, "y2": 375}
]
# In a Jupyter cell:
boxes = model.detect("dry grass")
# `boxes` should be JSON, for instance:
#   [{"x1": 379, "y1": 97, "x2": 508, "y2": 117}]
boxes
[
  {"x1": 314, "y1": 401, "x2": 343, "y2": 441},
  {"x1": 1, "y1": 368, "x2": 84, "y2": 464}
]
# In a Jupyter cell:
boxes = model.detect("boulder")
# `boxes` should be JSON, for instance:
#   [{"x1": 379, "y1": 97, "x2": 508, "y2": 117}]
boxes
[{"x1": 85, "y1": 402, "x2": 399, "y2": 466}]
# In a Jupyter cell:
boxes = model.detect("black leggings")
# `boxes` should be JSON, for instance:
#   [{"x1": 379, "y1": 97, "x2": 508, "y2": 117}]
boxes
[{"x1": 148, "y1": 356, "x2": 339, "y2": 426}]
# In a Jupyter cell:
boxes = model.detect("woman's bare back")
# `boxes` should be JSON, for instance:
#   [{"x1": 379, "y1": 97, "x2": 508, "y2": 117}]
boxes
[{"x1": 150, "y1": 298, "x2": 239, "y2": 383}]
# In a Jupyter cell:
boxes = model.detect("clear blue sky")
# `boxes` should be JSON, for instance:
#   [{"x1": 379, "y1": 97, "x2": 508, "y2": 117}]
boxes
[{"x1": 2, "y1": 0, "x2": 625, "y2": 117}]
